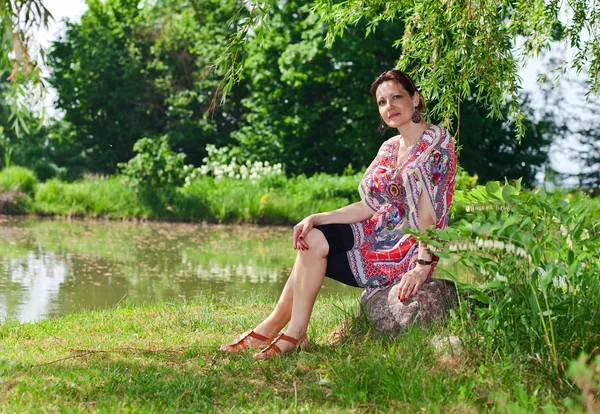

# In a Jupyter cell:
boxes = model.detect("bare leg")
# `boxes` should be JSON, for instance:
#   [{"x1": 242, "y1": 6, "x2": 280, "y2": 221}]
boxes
[
  {"x1": 221, "y1": 229, "x2": 328, "y2": 352},
  {"x1": 220, "y1": 266, "x2": 296, "y2": 350},
  {"x1": 252, "y1": 268, "x2": 296, "y2": 338},
  {"x1": 255, "y1": 229, "x2": 328, "y2": 355}
]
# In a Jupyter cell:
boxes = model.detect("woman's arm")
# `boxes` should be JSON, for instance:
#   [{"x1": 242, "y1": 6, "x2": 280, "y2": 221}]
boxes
[
  {"x1": 396, "y1": 190, "x2": 435, "y2": 301},
  {"x1": 293, "y1": 202, "x2": 374, "y2": 250},
  {"x1": 313, "y1": 201, "x2": 375, "y2": 226}
]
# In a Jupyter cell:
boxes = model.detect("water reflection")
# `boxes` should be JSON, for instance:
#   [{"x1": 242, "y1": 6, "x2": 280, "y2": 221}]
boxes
[
  {"x1": 0, "y1": 251, "x2": 68, "y2": 321},
  {"x1": 0, "y1": 217, "x2": 357, "y2": 322}
]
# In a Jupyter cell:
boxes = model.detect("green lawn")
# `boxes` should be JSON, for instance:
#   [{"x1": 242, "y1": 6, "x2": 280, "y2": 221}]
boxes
[{"x1": 0, "y1": 292, "x2": 592, "y2": 413}]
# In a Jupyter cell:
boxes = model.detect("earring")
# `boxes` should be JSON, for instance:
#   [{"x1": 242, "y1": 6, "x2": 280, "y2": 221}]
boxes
[
  {"x1": 378, "y1": 122, "x2": 389, "y2": 135},
  {"x1": 411, "y1": 108, "x2": 422, "y2": 123}
]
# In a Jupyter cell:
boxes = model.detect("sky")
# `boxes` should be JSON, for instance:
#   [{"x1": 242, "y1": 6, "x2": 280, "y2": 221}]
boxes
[{"x1": 32, "y1": 0, "x2": 590, "y2": 181}]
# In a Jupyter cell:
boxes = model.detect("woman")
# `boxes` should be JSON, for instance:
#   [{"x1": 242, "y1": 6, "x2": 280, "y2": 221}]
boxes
[{"x1": 220, "y1": 69, "x2": 457, "y2": 359}]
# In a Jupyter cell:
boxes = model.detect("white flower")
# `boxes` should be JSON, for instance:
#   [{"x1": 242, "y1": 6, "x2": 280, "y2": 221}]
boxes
[
  {"x1": 552, "y1": 275, "x2": 568, "y2": 291},
  {"x1": 506, "y1": 242, "x2": 515, "y2": 253}
]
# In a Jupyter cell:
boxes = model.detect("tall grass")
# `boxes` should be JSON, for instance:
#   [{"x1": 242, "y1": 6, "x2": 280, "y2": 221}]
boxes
[
  {"x1": 33, "y1": 176, "x2": 150, "y2": 218},
  {"x1": 28, "y1": 172, "x2": 362, "y2": 223},
  {"x1": 0, "y1": 166, "x2": 38, "y2": 195},
  {"x1": 181, "y1": 173, "x2": 360, "y2": 223}
]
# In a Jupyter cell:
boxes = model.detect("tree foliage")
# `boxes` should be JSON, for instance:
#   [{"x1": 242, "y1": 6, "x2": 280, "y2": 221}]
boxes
[
  {"x1": 48, "y1": 0, "x2": 245, "y2": 173},
  {"x1": 0, "y1": 75, "x2": 61, "y2": 179},
  {"x1": 455, "y1": 94, "x2": 554, "y2": 187},
  {"x1": 218, "y1": 0, "x2": 600, "y2": 142},
  {"x1": 228, "y1": 1, "x2": 555, "y2": 181},
  {"x1": 232, "y1": 1, "x2": 406, "y2": 174},
  {"x1": 575, "y1": 119, "x2": 600, "y2": 192},
  {"x1": 42, "y1": 0, "x2": 559, "y2": 183},
  {"x1": 556, "y1": 88, "x2": 600, "y2": 192}
]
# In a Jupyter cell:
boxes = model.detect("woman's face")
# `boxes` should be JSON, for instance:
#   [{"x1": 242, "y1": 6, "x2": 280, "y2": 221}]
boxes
[{"x1": 375, "y1": 80, "x2": 420, "y2": 129}]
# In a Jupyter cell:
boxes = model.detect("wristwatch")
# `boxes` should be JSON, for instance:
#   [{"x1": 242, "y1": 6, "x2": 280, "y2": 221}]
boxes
[{"x1": 417, "y1": 258, "x2": 433, "y2": 265}]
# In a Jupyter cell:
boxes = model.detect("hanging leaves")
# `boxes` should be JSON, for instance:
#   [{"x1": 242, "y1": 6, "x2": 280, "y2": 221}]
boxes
[{"x1": 217, "y1": 0, "x2": 600, "y2": 142}]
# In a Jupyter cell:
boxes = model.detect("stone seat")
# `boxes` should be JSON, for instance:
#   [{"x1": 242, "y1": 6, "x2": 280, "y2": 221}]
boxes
[{"x1": 363, "y1": 278, "x2": 458, "y2": 336}]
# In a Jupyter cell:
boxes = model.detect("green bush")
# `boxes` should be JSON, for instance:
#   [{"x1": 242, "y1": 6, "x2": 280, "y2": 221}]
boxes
[
  {"x1": 454, "y1": 164, "x2": 479, "y2": 191},
  {"x1": 419, "y1": 180, "x2": 600, "y2": 377},
  {"x1": 32, "y1": 161, "x2": 69, "y2": 182},
  {"x1": 118, "y1": 135, "x2": 187, "y2": 190},
  {"x1": 0, "y1": 166, "x2": 39, "y2": 195}
]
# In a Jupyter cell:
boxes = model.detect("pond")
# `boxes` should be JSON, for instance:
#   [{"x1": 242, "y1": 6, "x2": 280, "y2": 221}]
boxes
[{"x1": 0, "y1": 217, "x2": 358, "y2": 323}]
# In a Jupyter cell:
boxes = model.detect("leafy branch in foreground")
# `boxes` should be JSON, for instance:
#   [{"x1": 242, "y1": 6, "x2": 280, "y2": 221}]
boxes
[
  {"x1": 416, "y1": 180, "x2": 600, "y2": 374},
  {"x1": 216, "y1": 0, "x2": 600, "y2": 141},
  {"x1": 209, "y1": 1, "x2": 269, "y2": 111},
  {"x1": 0, "y1": 0, "x2": 53, "y2": 136}
]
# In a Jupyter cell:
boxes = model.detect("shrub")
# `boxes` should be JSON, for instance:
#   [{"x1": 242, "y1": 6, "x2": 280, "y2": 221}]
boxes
[
  {"x1": 419, "y1": 180, "x2": 600, "y2": 376},
  {"x1": 0, "y1": 166, "x2": 39, "y2": 195},
  {"x1": 118, "y1": 135, "x2": 187, "y2": 190},
  {"x1": 32, "y1": 161, "x2": 68, "y2": 182},
  {"x1": 454, "y1": 165, "x2": 479, "y2": 191}
]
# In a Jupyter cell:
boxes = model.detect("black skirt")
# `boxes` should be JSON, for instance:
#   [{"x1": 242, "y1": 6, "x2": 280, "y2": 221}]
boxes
[{"x1": 314, "y1": 224, "x2": 360, "y2": 287}]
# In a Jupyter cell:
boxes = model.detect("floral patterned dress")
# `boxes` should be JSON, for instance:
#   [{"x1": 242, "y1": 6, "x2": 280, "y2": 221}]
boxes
[{"x1": 347, "y1": 125, "x2": 456, "y2": 297}]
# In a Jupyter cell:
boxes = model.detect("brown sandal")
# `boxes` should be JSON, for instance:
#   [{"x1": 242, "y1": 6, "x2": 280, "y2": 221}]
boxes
[
  {"x1": 219, "y1": 329, "x2": 273, "y2": 353},
  {"x1": 253, "y1": 332, "x2": 309, "y2": 360}
]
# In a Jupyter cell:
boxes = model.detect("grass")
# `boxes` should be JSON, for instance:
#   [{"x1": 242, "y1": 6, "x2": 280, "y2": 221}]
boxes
[
  {"x1": 0, "y1": 292, "x2": 592, "y2": 413},
  {"x1": 0, "y1": 166, "x2": 38, "y2": 195},
  {"x1": 24, "y1": 173, "x2": 361, "y2": 224}
]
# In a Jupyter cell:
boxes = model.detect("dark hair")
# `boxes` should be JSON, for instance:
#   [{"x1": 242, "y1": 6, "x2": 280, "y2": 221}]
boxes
[{"x1": 369, "y1": 70, "x2": 426, "y2": 116}]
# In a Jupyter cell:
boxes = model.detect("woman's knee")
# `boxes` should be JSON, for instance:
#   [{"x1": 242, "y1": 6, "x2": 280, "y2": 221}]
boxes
[{"x1": 300, "y1": 228, "x2": 329, "y2": 257}]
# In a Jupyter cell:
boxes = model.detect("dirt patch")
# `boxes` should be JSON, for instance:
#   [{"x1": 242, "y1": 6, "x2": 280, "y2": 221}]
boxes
[{"x1": 0, "y1": 192, "x2": 26, "y2": 214}]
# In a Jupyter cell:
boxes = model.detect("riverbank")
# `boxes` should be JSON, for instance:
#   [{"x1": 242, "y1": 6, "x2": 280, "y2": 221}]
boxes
[
  {"x1": 0, "y1": 293, "x2": 595, "y2": 412},
  {"x1": 0, "y1": 166, "x2": 361, "y2": 224}
]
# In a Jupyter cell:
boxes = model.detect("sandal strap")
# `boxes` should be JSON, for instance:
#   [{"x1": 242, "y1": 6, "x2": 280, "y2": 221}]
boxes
[
  {"x1": 227, "y1": 329, "x2": 270, "y2": 346},
  {"x1": 297, "y1": 333, "x2": 308, "y2": 345},
  {"x1": 276, "y1": 333, "x2": 301, "y2": 345},
  {"x1": 246, "y1": 330, "x2": 271, "y2": 343},
  {"x1": 260, "y1": 332, "x2": 308, "y2": 355},
  {"x1": 264, "y1": 343, "x2": 283, "y2": 356}
]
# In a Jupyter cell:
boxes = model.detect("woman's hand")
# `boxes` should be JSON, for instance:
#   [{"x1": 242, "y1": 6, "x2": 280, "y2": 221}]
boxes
[
  {"x1": 397, "y1": 264, "x2": 431, "y2": 302},
  {"x1": 293, "y1": 215, "x2": 319, "y2": 250}
]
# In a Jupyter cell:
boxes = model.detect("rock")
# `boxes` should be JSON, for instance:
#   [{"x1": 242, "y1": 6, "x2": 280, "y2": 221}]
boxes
[
  {"x1": 430, "y1": 334, "x2": 463, "y2": 357},
  {"x1": 363, "y1": 278, "x2": 458, "y2": 336}
]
